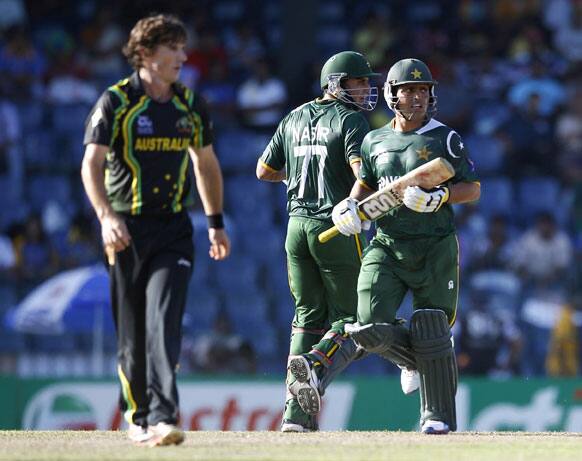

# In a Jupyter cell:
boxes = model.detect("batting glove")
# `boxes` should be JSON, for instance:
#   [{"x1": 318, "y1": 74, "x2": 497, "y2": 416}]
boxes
[
  {"x1": 403, "y1": 185, "x2": 450, "y2": 213},
  {"x1": 332, "y1": 198, "x2": 370, "y2": 236}
]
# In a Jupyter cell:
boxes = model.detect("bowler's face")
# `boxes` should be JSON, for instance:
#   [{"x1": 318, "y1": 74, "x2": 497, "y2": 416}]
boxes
[{"x1": 145, "y1": 42, "x2": 187, "y2": 84}]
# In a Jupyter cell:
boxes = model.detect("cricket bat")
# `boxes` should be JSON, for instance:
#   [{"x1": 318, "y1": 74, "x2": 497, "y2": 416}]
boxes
[{"x1": 318, "y1": 157, "x2": 455, "y2": 243}]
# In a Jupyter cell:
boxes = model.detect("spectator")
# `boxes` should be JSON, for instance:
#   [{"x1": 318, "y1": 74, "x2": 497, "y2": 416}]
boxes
[
  {"x1": 353, "y1": 11, "x2": 395, "y2": 70},
  {"x1": 502, "y1": 92, "x2": 557, "y2": 177},
  {"x1": 507, "y1": 59, "x2": 566, "y2": 117},
  {"x1": 556, "y1": 83, "x2": 582, "y2": 186},
  {"x1": 224, "y1": 22, "x2": 265, "y2": 77},
  {"x1": 457, "y1": 290, "x2": 522, "y2": 376},
  {"x1": 59, "y1": 213, "x2": 100, "y2": 268},
  {"x1": 187, "y1": 310, "x2": 256, "y2": 374},
  {"x1": 467, "y1": 214, "x2": 515, "y2": 273},
  {"x1": 511, "y1": 212, "x2": 573, "y2": 291},
  {"x1": 12, "y1": 213, "x2": 59, "y2": 285},
  {"x1": 0, "y1": 25, "x2": 45, "y2": 100},
  {"x1": 545, "y1": 301, "x2": 579, "y2": 376},
  {"x1": 198, "y1": 62, "x2": 238, "y2": 129},
  {"x1": 0, "y1": 86, "x2": 23, "y2": 200},
  {"x1": 236, "y1": 57, "x2": 287, "y2": 133}
]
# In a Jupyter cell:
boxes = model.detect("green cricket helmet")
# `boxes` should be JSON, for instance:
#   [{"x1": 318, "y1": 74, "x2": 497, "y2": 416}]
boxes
[
  {"x1": 383, "y1": 58, "x2": 438, "y2": 118},
  {"x1": 320, "y1": 51, "x2": 381, "y2": 111}
]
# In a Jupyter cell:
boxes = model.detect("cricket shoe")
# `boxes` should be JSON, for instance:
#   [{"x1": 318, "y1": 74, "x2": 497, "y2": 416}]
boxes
[
  {"x1": 127, "y1": 424, "x2": 153, "y2": 444},
  {"x1": 147, "y1": 422, "x2": 185, "y2": 446},
  {"x1": 287, "y1": 355, "x2": 321, "y2": 415},
  {"x1": 399, "y1": 366, "x2": 420, "y2": 395},
  {"x1": 281, "y1": 420, "x2": 310, "y2": 433},
  {"x1": 421, "y1": 420, "x2": 450, "y2": 435}
]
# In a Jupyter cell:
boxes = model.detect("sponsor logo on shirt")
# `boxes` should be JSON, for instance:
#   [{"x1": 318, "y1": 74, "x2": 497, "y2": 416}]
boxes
[{"x1": 137, "y1": 115, "x2": 153, "y2": 134}]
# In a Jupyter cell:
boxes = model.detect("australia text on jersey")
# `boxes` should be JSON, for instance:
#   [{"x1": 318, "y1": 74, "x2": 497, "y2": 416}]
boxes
[{"x1": 134, "y1": 137, "x2": 190, "y2": 151}]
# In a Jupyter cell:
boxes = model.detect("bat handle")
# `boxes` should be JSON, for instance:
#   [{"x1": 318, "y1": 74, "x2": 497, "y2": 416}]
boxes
[{"x1": 318, "y1": 226, "x2": 340, "y2": 243}]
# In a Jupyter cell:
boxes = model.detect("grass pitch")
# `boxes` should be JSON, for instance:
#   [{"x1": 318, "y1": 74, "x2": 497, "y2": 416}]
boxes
[{"x1": 1, "y1": 430, "x2": 581, "y2": 461}]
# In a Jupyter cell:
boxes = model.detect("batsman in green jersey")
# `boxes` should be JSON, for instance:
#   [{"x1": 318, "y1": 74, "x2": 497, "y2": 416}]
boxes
[
  {"x1": 332, "y1": 58, "x2": 481, "y2": 434},
  {"x1": 256, "y1": 51, "x2": 379, "y2": 432}
]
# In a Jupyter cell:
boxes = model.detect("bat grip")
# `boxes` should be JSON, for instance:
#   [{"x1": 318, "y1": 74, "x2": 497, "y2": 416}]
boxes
[{"x1": 318, "y1": 226, "x2": 340, "y2": 243}]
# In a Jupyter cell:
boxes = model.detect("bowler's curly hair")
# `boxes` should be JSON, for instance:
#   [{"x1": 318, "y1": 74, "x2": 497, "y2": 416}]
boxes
[{"x1": 122, "y1": 14, "x2": 187, "y2": 69}]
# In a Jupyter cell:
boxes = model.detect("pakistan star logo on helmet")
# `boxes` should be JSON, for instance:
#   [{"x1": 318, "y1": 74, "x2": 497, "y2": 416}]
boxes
[{"x1": 383, "y1": 58, "x2": 438, "y2": 119}]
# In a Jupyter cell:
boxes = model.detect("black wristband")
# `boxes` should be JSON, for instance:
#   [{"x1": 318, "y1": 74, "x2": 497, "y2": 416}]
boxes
[{"x1": 206, "y1": 213, "x2": 224, "y2": 229}]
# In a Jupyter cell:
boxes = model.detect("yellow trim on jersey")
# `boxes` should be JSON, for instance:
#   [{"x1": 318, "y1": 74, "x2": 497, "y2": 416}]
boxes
[
  {"x1": 358, "y1": 179, "x2": 374, "y2": 191},
  {"x1": 173, "y1": 150, "x2": 190, "y2": 212},
  {"x1": 192, "y1": 111, "x2": 203, "y2": 148},
  {"x1": 449, "y1": 235, "x2": 460, "y2": 327},
  {"x1": 122, "y1": 95, "x2": 149, "y2": 215},
  {"x1": 117, "y1": 365, "x2": 138, "y2": 424},
  {"x1": 259, "y1": 160, "x2": 279, "y2": 173},
  {"x1": 349, "y1": 157, "x2": 361, "y2": 165},
  {"x1": 170, "y1": 95, "x2": 196, "y2": 212},
  {"x1": 109, "y1": 83, "x2": 130, "y2": 147}
]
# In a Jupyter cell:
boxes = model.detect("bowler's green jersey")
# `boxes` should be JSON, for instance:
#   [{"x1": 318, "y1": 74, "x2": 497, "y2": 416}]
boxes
[
  {"x1": 260, "y1": 99, "x2": 369, "y2": 220},
  {"x1": 360, "y1": 118, "x2": 479, "y2": 239}
]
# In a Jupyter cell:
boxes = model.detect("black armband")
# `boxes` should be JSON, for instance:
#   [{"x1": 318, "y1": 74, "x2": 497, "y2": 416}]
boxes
[{"x1": 206, "y1": 213, "x2": 224, "y2": 229}]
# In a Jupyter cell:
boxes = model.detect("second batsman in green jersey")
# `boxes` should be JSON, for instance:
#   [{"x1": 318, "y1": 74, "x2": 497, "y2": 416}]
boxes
[
  {"x1": 257, "y1": 51, "x2": 379, "y2": 432},
  {"x1": 332, "y1": 58, "x2": 481, "y2": 435}
]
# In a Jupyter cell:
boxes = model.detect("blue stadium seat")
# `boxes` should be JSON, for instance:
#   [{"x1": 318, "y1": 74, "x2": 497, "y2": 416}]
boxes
[
  {"x1": 274, "y1": 300, "x2": 294, "y2": 329},
  {"x1": 245, "y1": 320, "x2": 279, "y2": 359},
  {"x1": 215, "y1": 130, "x2": 271, "y2": 171},
  {"x1": 212, "y1": 0, "x2": 245, "y2": 23},
  {"x1": 477, "y1": 177, "x2": 514, "y2": 220},
  {"x1": 213, "y1": 255, "x2": 260, "y2": 293},
  {"x1": 241, "y1": 226, "x2": 285, "y2": 263},
  {"x1": 184, "y1": 291, "x2": 221, "y2": 332},
  {"x1": 517, "y1": 177, "x2": 562, "y2": 225},
  {"x1": 223, "y1": 291, "x2": 270, "y2": 325},
  {"x1": 343, "y1": 354, "x2": 392, "y2": 376},
  {"x1": 317, "y1": 26, "x2": 350, "y2": 54},
  {"x1": 472, "y1": 99, "x2": 511, "y2": 135},
  {"x1": 225, "y1": 174, "x2": 276, "y2": 215},
  {"x1": 22, "y1": 130, "x2": 57, "y2": 170},
  {"x1": 464, "y1": 133, "x2": 505, "y2": 176},
  {"x1": 28, "y1": 175, "x2": 72, "y2": 212},
  {"x1": 17, "y1": 102, "x2": 44, "y2": 131},
  {"x1": 51, "y1": 104, "x2": 91, "y2": 135}
]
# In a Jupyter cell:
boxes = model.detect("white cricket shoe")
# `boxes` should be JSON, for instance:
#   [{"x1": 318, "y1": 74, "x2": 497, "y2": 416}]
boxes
[
  {"x1": 147, "y1": 422, "x2": 185, "y2": 446},
  {"x1": 399, "y1": 367, "x2": 420, "y2": 395},
  {"x1": 281, "y1": 420, "x2": 310, "y2": 433},
  {"x1": 421, "y1": 419, "x2": 450, "y2": 434},
  {"x1": 127, "y1": 424, "x2": 152, "y2": 443},
  {"x1": 287, "y1": 355, "x2": 321, "y2": 415}
]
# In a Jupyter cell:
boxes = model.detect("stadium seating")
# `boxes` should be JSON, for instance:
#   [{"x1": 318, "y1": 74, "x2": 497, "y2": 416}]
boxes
[
  {"x1": 477, "y1": 177, "x2": 514, "y2": 221},
  {"x1": 28, "y1": 175, "x2": 72, "y2": 212},
  {"x1": 517, "y1": 177, "x2": 562, "y2": 225},
  {"x1": 464, "y1": 133, "x2": 505, "y2": 176}
]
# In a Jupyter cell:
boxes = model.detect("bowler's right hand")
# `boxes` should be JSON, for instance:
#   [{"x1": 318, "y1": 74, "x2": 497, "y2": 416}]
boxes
[
  {"x1": 100, "y1": 212, "x2": 131, "y2": 252},
  {"x1": 332, "y1": 197, "x2": 367, "y2": 236}
]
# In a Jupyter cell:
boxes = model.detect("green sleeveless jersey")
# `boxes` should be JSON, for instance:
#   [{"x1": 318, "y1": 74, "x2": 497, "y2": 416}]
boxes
[
  {"x1": 260, "y1": 99, "x2": 370, "y2": 220},
  {"x1": 360, "y1": 118, "x2": 479, "y2": 239}
]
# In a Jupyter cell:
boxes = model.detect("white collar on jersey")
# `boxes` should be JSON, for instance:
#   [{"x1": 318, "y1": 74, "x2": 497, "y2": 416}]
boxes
[{"x1": 415, "y1": 118, "x2": 445, "y2": 135}]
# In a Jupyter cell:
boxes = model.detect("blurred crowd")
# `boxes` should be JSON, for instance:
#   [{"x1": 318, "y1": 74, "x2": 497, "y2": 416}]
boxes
[{"x1": 0, "y1": 0, "x2": 581, "y2": 379}]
